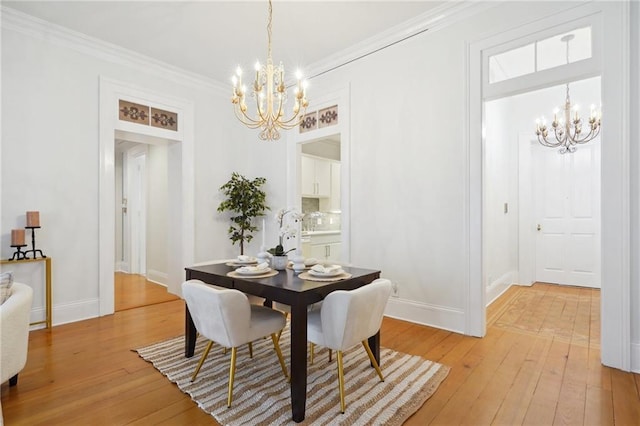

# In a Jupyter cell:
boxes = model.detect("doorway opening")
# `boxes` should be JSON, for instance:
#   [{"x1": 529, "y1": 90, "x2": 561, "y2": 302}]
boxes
[
  {"x1": 99, "y1": 77, "x2": 195, "y2": 317},
  {"x1": 483, "y1": 76, "x2": 602, "y2": 344},
  {"x1": 468, "y1": 3, "x2": 630, "y2": 370},
  {"x1": 114, "y1": 137, "x2": 179, "y2": 311},
  {"x1": 287, "y1": 86, "x2": 351, "y2": 264},
  {"x1": 298, "y1": 134, "x2": 342, "y2": 263}
]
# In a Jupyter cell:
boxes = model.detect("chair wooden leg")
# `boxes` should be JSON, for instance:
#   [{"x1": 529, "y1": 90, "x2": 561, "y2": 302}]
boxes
[
  {"x1": 276, "y1": 312, "x2": 289, "y2": 343},
  {"x1": 191, "y1": 340, "x2": 214, "y2": 382},
  {"x1": 328, "y1": 349, "x2": 332, "y2": 362},
  {"x1": 227, "y1": 347, "x2": 238, "y2": 407},
  {"x1": 337, "y1": 350, "x2": 346, "y2": 413},
  {"x1": 9, "y1": 374, "x2": 18, "y2": 387},
  {"x1": 248, "y1": 342, "x2": 253, "y2": 358},
  {"x1": 362, "y1": 340, "x2": 384, "y2": 381},
  {"x1": 271, "y1": 334, "x2": 289, "y2": 382}
]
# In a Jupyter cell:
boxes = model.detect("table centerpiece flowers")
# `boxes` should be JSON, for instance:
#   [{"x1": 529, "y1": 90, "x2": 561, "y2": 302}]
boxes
[{"x1": 268, "y1": 208, "x2": 304, "y2": 270}]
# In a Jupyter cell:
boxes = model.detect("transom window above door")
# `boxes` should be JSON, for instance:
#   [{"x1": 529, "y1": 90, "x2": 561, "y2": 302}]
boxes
[{"x1": 489, "y1": 26, "x2": 592, "y2": 84}]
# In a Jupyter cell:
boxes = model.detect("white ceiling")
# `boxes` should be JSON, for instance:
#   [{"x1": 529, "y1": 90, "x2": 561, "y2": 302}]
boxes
[{"x1": 3, "y1": 1, "x2": 447, "y2": 85}]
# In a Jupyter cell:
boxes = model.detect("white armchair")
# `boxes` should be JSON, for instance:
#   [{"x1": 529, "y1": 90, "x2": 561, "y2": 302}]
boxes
[
  {"x1": 182, "y1": 279, "x2": 289, "y2": 407},
  {"x1": 307, "y1": 278, "x2": 392, "y2": 413},
  {"x1": 1, "y1": 282, "x2": 33, "y2": 387}
]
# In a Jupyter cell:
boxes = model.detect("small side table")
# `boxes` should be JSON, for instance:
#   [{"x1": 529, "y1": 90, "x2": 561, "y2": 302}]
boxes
[{"x1": 0, "y1": 257, "x2": 52, "y2": 329}]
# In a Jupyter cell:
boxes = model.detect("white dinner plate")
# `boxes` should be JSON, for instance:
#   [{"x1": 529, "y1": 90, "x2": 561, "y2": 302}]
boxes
[
  {"x1": 308, "y1": 268, "x2": 343, "y2": 278},
  {"x1": 235, "y1": 267, "x2": 271, "y2": 276}
]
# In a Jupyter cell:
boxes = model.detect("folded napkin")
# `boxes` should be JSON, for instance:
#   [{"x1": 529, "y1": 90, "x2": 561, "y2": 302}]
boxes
[
  {"x1": 237, "y1": 262, "x2": 270, "y2": 273},
  {"x1": 237, "y1": 255, "x2": 254, "y2": 262},
  {"x1": 310, "y1": 264, "x2": 342, "y2": 274},
  {"x1": 304, "y1": 258, "x2": 318, "y2": 267}
]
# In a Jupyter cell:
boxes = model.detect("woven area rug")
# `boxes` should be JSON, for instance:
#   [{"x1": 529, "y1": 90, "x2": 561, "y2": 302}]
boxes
[{"x1": 136, "y1": 328, "x2": 450, "y2": 425}]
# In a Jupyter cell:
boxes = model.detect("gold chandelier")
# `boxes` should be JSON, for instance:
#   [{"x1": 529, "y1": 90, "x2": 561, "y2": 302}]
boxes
[
  {"x1": 231, "y1": 0, "x2": 309, "y2": 141},
  {"x1": 535, "y1": 34, "x2": 601, "y2": 154}
]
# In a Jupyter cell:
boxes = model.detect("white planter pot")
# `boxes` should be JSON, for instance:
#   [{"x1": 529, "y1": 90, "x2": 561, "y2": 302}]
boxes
[{"x1": 271, "y1": 255, "x2": 288, "y2": 270}]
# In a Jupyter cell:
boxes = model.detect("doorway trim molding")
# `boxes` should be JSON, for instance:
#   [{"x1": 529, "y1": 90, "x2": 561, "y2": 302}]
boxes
[
  {"x1": 466, "y1": 3, "x2": 631, "y2": 370},
  {"x1": 99, "y1": 77, "x2": 195, "y2": 315}
]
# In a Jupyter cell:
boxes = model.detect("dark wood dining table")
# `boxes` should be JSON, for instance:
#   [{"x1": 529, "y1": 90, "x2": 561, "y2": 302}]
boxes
[{"x1": 183, "y1": 262, "x2": 381, "y2": 423}]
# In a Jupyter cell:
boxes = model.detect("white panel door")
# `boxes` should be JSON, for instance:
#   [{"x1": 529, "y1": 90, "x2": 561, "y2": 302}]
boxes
[
  {"x1": 128, "y1": 150, "x2": 147, "y2": 276},
  {"x1": 534, "y1": 143, "x2": 600, "y2": 288}
]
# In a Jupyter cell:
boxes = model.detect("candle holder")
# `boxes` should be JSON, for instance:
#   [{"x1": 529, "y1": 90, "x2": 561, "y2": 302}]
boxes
[
  {"x1": 290, "y1": 249, "x2": 306, "y2": 273},
  {"x1": 256, "y1": 246, "x2": 270, "y2": 265},
  {"x1": 23, "y1": 226, "x2": 46, "y2": 259},
  {"x1": 8, "y1": 244, "x2": 28, "y2": 261}
]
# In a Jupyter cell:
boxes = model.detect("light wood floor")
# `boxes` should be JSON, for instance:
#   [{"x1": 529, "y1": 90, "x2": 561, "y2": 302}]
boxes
[
  {"x1": 115, "y1": 272, "x2": 179, "y2": 311},
  {"x1": 2, "y1": 283, "x2": 639, "y2": 425}
]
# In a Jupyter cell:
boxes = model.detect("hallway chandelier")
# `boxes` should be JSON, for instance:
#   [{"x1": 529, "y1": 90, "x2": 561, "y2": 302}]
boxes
[
  {"x1": 535, "y1": 34, "x2": 601, "y2": 154},
  {"x1": 231, "y1": 0, "x2": 309, "y2": 141}
]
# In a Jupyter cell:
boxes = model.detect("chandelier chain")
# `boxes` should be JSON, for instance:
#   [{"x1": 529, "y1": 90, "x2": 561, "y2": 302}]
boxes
[{"x1": 267, "y1": 0, "x2": 272, "y2": 64}]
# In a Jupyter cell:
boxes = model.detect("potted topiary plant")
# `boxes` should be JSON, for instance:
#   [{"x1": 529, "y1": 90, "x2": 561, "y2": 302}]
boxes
[{"x1": 217, "y1": 172, "x2": 268, "y2": 255}]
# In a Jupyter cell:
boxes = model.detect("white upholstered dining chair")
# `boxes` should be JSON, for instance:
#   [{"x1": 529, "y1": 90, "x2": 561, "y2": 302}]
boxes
[
  {"x1": 306, "y1": 278, "x2": 392, "y2": 413},
  {"x1": 182, "y1": 279, "x2": 289, "y2": 407}
]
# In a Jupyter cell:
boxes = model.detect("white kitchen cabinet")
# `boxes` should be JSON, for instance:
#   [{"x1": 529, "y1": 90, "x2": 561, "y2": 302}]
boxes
[
  {"x1": 310, "y1": 242, "x2": 341, "y2": 262},
  {"x1": 301, "y1": 155, "x2": 331, "y2": 197},
  {"x1": 306, "y1": 232, "x2": 341, "y2": 262},
  {"x1": 327, "y1": 242, "x2": 341, "y2": 261},
  {"x1": 301, "y1": 155, "x2": 316, "y2": 196}
]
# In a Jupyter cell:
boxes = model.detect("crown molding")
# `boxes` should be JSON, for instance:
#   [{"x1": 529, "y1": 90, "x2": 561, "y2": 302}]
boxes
[
  {"x1": 1, "y1": 2, "x2": 497, "y2": 94},
  {"x1": 0, "y1": 6, "x2": 228, "y2": 94},
  {"x1": 304, "y1": 1, "x2": 499, "y2": 81}
]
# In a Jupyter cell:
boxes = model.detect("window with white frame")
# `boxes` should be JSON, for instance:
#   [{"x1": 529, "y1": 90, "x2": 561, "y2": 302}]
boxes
[{"x1": 489, "y1": 26, "x2": 592, "y2": 84}]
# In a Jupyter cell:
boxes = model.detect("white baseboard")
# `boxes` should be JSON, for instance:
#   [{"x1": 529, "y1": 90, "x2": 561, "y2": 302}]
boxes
[
  {"x1": 28, "y1": 306, "x2": 48, "y2": 330},
  {"x1": 384, "y1": 298, "x2": 465, "y2": 334},
  {"x1": 29, "y1": 298, "x2": 100, "y2": 329},
  {"x1": 115, "y1": 261, "x2": 129, "y2": 273},
  {"x1": 147, "y1": 269, "x2": 168, "y2": 286},
  {"x1": 486, "y1": 271, "x2": 515, "y2": 306},
  {"x1": 631, "y1": 342, "x2": 640, "y2": 373}
]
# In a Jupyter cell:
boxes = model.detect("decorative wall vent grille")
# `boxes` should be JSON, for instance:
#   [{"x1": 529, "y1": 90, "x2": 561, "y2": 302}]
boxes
[
  {"x1": 299, "y1": 105, "x2": 338, "y2": 134},
  {"x1": 118, "y1": 100, "x2": 178, "y2": 131}
]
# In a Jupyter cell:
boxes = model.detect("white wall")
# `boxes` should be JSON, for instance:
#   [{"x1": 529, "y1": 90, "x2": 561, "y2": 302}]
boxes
[
  {"x1": 296, "y1": 1, "x2": 610, "y2": 332},
  {"x1": 1, "y1": 16, "x2": 246, "y2": 324},
  {"x1": 484, "y1": 96, "x2": 519, "y2": 303}
]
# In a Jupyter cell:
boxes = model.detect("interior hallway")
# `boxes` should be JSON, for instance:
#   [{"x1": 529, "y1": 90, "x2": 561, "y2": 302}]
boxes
[{"x1": 115, "y1": 272, "x2": 179, "y2": 311}]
